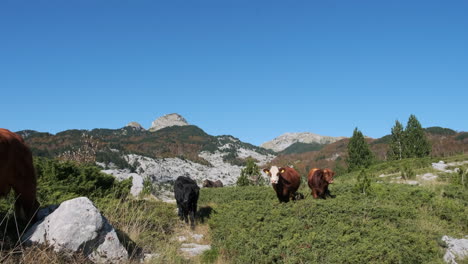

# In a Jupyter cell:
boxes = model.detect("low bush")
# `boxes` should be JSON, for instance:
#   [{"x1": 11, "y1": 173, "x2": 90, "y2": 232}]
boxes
[{"x1": 202, "y1": 182, "x2": 467, "y2": 263}]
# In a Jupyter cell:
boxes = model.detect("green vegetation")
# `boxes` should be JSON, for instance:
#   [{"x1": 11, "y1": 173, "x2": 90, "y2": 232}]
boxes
[
  {"x1": 456, "y1": 132, "x2": 468, "y2": 141},
  {"x1": 425, "y1": 126, "x2": 457, "y2": 136},
  {"x1": 404, "y1": 114, "x2": 431, "y2": 158},
  {"x1": 34, "y1": 157, "x2": 131, "y2": 205},
  {"x1": 279, "y1": 142, "x2": 324, "y2": 155},
  {"x1": 400, "y1": 165, "x2": 416, "y2": 180},
  {"x1": 388, "y1": 120, "x2": 405, "y2": 160},
  {"x1": 237, "y1": 158, "x2": 266, "y2": 186},
  {"x1": 199, "y1": 156, "x2": 468, "y2": 264},
  {"x1": 346, "y1": 127, "x2": 374, "y2": 172},
  {"x1": 354, "y1": 169, "x2": 372, "y2": 195},
  {"x1": 0, "y1": 157, "x2": 180, "y2": 263},
  {"x1": 388, "y1": 115, "x2": 431, "y2": 160}
]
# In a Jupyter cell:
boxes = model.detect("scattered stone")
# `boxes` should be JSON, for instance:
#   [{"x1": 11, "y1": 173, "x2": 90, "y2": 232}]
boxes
[
  {"x1": 142, "y1": 253, "x2": 160, "y2": 263},
  {"x1": 180, "y1": 243, "x2": 211, "y2": 257},
  {"x1": 406, "y1": 180, "x2": 420, "y2": 186},
  {"x1": 192, "y1": 234, "x2": 204, "y2": 242},
  {"x1": 421, "y1": 173, "x2": 438, "y2": 181},
  {"x1": 442, "y1": 235, "x2": 468, "y2": 264},
  {"x1": 22, "y1": 197, "x2": 128, "y2": 263},
  {"x1": 178, "y1": 236, "x2": 187, "y2": 242},
  {"x1": 433, "y1": 161, "x2": 449, "y2": 172}
]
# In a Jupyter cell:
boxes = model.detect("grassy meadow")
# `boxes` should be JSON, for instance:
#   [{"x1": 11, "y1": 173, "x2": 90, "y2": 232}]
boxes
[{"x1": 1, "y1": 155, "x2": 467, "y2": 263}]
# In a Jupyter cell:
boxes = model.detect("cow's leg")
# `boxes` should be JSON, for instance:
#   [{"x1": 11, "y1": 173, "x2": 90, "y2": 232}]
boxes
[
  {"x1": 189, "y1": 200, "x2": 197, "y2": 228},
  {"x1": 178, "y1": 207, "x2": 184, "y2": 220},
  {"x1": 312, "y1": 189, "x2": 319, "y2": 199},
  {"x1": 184, "y1": 208, "x2": 189, "y2": 224},
  {"x1": 13, "y1": 182, "x2": 39, "y2": 222},
  {"x1": 189, "y1": 210, "x2": 195, "y2": 229},
  {"x1": 176, "y1": 201, "x2": 184, "y2": 220},
  {"x1": 325, "y1": 188, "x2": 336, "y2": 198}
]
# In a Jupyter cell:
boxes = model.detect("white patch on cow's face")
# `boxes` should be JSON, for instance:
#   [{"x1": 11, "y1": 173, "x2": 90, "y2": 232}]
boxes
[{"x1": 269, "y1": 166, "x2": 280, "y2": 184}]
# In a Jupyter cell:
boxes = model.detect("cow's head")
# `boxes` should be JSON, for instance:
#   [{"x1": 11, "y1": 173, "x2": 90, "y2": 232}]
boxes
[
  {"x1": 263, "y1": 166, "x2": 285, "y2": 184},
  {"x1": 323, "y1": 169, "x2": 335, "y2": 184}
]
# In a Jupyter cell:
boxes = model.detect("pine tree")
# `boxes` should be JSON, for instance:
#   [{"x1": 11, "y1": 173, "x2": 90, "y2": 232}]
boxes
[
  {"x1": 403, "y1": 114, "x2": 431, "y2": 158},
  {"x1": 388, "y1": 120, "x2": 405, "y2": 160},
  {"x1": 237, "y1": 158, "x2": 262, "y2": 186},
  {"x1": 347, "y1": 128, "x2": 374, "y2": 172},
  {"x1": 355, "y1": 169, "x2": 372, "y2": 195}
]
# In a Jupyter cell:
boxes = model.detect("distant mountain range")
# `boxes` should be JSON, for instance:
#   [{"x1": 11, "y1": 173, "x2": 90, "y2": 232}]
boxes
[
  {"x1": 16, "y1": 113, "x2": 468, "y2": 186},
  {"x1": 261, "y1": 132, "x2": 346, "y2": 153},
  {"x1": 17, "y1": 114, "x2": 275, "y2": 186}
]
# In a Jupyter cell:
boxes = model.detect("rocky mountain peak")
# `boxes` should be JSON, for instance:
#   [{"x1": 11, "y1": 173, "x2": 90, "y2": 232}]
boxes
[
  {"x1": 261, "y1": 132, "x2": 346, "y2": 152},
  {"x1": 149, "y1": 113, "x2": 189, "y2": 132},
  {"x1": 125, "y1": 122, "x2": 145, "y2": 130}
]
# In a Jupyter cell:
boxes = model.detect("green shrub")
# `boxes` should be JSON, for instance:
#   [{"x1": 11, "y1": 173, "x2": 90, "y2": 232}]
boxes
[
  {"x1": 202, "y1": 182, "x2": 467, "y2": 263},
  {"x1": 34, "y1": 157, "x2": 131, "y2": 206},
  {"x1": 401, "y1": 165, "x2": 416, "y2": 180},
  {"x1": 355, "y1": 169, "x2": 372, "y2": 195}
]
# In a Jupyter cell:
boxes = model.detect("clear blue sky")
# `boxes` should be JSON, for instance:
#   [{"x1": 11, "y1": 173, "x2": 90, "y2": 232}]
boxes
[{"x1": 1, "y1": 0, "x2": 467, "y2": 146}]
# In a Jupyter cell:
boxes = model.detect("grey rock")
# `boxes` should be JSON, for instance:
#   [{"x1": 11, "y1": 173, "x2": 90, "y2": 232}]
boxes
[
  {"x1": 149, "y1": 113, "x2": 189, "y2": 132},
  {"x1": 23, "y1": 197, "x2": 128, "y2": 263},
  {"x1": 421, "y1": 173, "x2": 438, "y2": 181},
  {"x1": 102, "y1": 169, "x2": 144, "y2": 197},
  {"x1": 180, "y1": 243, "x2": 211, "y2": 257},
  {"x1": 261, "y1": 132, "x2": 346, "y2": 152},
  {"x1": 443, "y1": 235, "x2": 468, "y2": 264},
  {"x1": 191, "y1": 234, "x2": 204, "y2": 242},
  {"x1": 126, "y1": 122, "x2": 145, "y2": 130}
]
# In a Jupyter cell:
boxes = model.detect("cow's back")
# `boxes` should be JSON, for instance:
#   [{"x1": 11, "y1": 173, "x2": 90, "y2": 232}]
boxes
[
  {"x1": 0, "y1": 129, "x2": 36, "y2": 194},
  {"x1": 308, "y1": 169, "x2": 324, "y2": 189},
  {"x1": 0, "y1": 129, "x2": 39, "y2": 221},
  {"x1": 282, "y1": 167, "x2": 301, "y2": 192},
  {"x1": 174, "y1": 176, "x2": 199, "y2": 202}
]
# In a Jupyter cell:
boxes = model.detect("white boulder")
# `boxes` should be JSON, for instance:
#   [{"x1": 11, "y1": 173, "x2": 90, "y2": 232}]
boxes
[
  {"x1": 23, "y1": 197, "x2": 128, "y2": 263},
  {"x1": 443, "y1": 235, "x2": 468, "y2": 264}
]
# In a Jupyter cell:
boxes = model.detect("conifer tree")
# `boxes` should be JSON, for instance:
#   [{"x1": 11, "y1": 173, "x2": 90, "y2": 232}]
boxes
[
  {"x1": 388, "y1": 120, "x2": 405, "y2": 160},
  {"x1": 346, "y1": 128, "x2": 374, "y2": 172},
  {"x1": 403, "y1": 114, "x2": 431, "y2": 158},
  {"x1": 237, "y1": 158, "x2": 262, "y2": 186}
]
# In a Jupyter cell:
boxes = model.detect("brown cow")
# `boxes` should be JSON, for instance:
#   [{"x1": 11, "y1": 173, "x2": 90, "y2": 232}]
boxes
[
  {"x1": 202, "y1": 179, "x2": 223, "y2": 188},
  {"x1": 308, "y1": 168, "x2": 335, "y2": 199},
  {"x1": 0, "y1": 128, "x2": 39, "y2": 222},
  {"x1": 263, "y1": 166, "x2": 301, "y2": 203}
]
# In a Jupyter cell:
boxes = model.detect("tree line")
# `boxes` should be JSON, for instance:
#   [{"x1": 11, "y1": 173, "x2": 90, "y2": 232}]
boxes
[{"x1": 347, "y1": 114, "x2": 431, "y2": 172}]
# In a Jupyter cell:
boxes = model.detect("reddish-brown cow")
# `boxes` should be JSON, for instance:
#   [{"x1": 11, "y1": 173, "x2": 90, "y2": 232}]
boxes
[
  {"x1": 0, "y1": 128, "x2": 39, "y2": 221},
  {"x1": 202, "y1": 179, "x2": 224, "y2": 188},
  {"x1": 307, "y1": 168, "x2": 336, "y2": 199},
  {"x1": 263, "y1": 166, "x2": 301, "y2": 203}
]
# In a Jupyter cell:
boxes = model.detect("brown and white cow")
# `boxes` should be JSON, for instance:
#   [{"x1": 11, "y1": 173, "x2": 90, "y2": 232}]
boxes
[
  {"x1": 0, "y1": 128, "x2": 40, "y2": 222},
  {"x1": 263, "y1": 166, "x2": 301, "y2": 203},
  {"x1": 307, "y1": 168, "x2": 335, "y2": 199}
]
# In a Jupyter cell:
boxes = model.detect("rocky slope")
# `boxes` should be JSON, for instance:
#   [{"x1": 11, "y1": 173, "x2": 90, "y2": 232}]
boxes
[
  {"x1": 21, "y1": 114, "x2": 275, "y2": 192},
  {"x1": 125, "y1": 121, "x2": 145, "y2": 130},
  {"x1": 261, "y1": 132, "x2": 346, "y2": 152},
  {"x1": 102, "y1": 136, "x2": 275, "y2": 191},
  {"x1": 149, "y1": 113, "x2": 189, "y2": 132}
]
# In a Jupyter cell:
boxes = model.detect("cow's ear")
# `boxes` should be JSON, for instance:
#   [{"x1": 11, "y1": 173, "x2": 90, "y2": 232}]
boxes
[
  {"x1": 263, "y1": 168, "x2": 270, "y2": 174},
  {"x1": 279, "y1": 168, "x2": 285, "y2": 174}
]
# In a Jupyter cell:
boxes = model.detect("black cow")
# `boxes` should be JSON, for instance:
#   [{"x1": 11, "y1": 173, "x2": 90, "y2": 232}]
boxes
[{"x1": 174, "y1": 176, "x2": 200, "y2": 228}]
